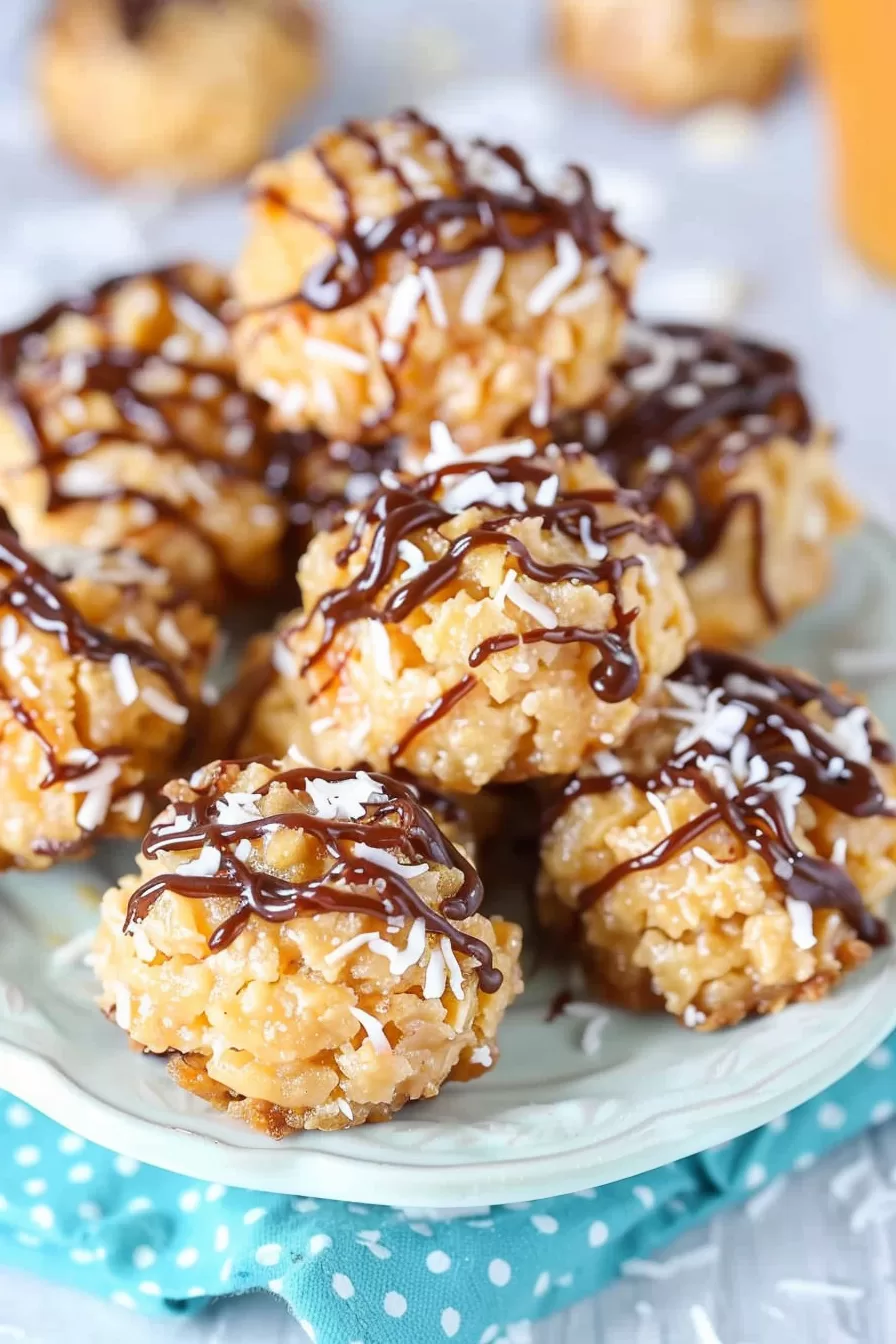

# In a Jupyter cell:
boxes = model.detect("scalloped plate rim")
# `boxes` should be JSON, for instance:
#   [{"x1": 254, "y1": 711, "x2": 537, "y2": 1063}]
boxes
[{"x1": 1, "y1": 521, "x2": 895, "y2": 1208}]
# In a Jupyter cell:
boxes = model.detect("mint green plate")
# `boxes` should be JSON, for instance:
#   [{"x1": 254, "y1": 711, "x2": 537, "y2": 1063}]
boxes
[{"x1": 1, "y1": 524, "x2": 895, "y2": 1208}]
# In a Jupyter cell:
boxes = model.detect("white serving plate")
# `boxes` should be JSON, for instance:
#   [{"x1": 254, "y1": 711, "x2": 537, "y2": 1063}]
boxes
[{"x1": 1, "y1": 524, "x2": 895, "y2": 1209}]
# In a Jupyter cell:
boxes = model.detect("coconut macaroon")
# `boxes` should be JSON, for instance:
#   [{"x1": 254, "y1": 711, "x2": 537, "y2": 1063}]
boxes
[
  {"x1": 554, "y1": 0, "x2": 800, "y2": 114},
  {"x1": 36, "y1": 0, "x2": 318, "y2": 187},
  {"x1": 0, "y1": 263, "x2": 290, "y2": 606},
  {"x1": 0, "y1": 529, "x2": 216, "y2": 867},
  {"x1": 94, "y1": 758, "x2": 523, "y2": 1134},
  {"x1": 557, "y1": 323, "x2": 857, "y2": 648},
  {"x1": 232, "y1": 110, "x2": 642, "y2": 448},
  {"x1": 256, "y1": 436, "x2": 694, "y2": 794},
  {"x1": 539, "y1": 648, "x2": 896, "y2": 1030}
]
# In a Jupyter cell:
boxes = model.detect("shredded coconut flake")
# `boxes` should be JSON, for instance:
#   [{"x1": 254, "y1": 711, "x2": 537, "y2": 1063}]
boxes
[
  {"x1": 49, "y1": 929, "x2": 96, "y2": 969},
  {"x1": 830, "y1": 836, "x2": 848, "y2": 867},
  {"x1": 785, "y1": 896, "x2": 816, "y2": 950},
  {"x1": 665, "y1": 381, "x2": 704, "y2": 409},
  {"x1": 76, "y1": 786, "x2": 112, "y2": 832},
  {"x1": 460, "y1": 247, "x2": 504, "y2": 323},
  {"x1": 271, "y1": 638, "x2": 295, "y2": 678},
  {"x1": 421, "y1": 422, "x2": 536, "y2": 473},
  {"x1": 348, "y1": 1006, "x2": 392, "y2": 1054},
  {"x1": 689, "y1": 1304, "x2": 723, "y2": 1344},
  {"x1": 156, "y1": 614, "x2": 189, "y2": 659},
  {"x1": 382, "y1": 273, "x2": 424, "y2": 363},
  {"x1": 763, "y1": 773, "x2": 806, "y2": 832},
  {"x1": 367, "y1": 917, "x2": 427, "y2": 976},
  {"x1": 304, "y1": 337, "x2": 369, "y2": 373},
  {"x1": 826, "y1": 705, "x2": 873, "y2": 765},
  {"x1": 495, "y1": 573, "x2": 558, "y2": 629},
  {"x1": 63, "y1": 757, "x2": 122, "y2": 795},
  {"x1": 534, "y1": 474, "x2": 560, "y2": 508},
  {"x1": 304, "y1": 772, "x2": 387, "y2": 821},
  {"x1": 530, "y1": 357, "x2": 553, "y2": 428},
  {"x1": 177, "y1": 846, "x2": 222, "y2": 878},
  {"x1": 324, "y1": 932, "x2": 379, "y2": 967},
  {"x1": 365, "y1": 621, "x2": 394, "y2": 681},
  {"x1": 621, "y1": 1244, "x2": 719, "y2": 1280},
  {"x1": 578, "y1": 516, "x2": 608, "y2": 562},
  {"x1": 441, "y1": 469, "x2": 526, "y2": 516},
  {"x1": 440, "y1": 937, "x2": 465, "y2": 1001},
  {"x1": 214, "y1": 792, "x2": 261, "y2": 826},
  {"x1": 397, "y1": 539, "x2": 428, "y2": 578},
  {"x1": 352, "y1": 842, "x2": 429, "y2": 880},
  {"x1": 113, "y1": 985, "x2": 132, "y2": 1031},
  {"x1": 526, "y1": 232, "x2": 582, "y2": 315},
  {"x1": 746, "y1": 1175, "x2": 787, "y2": 1221},
  {"x1": 140, "y1": 685, "x2": 189, "y2": 725},
  {"x1": 110, "y1": 652, "x2": 139, "y2": 707},
  {"x1": 645, "y1": 790, "x2": 673, "y2": 836},
  {"x1": 776, "y1": 1279, "x2": 864, "y2": 1303},
  {"x1": 419, "y1": 267, "x2": 448, "y2": 327},
  {"x1": 829, "y1": 1155, "x2": 871, "y2": 1203},
  {"x1": 423, "y1": 945, "x2": 447, "y2": 1000},
  {"x1": 113, "y1": 790, "x2": 145, "y2": 824},
  {"x1": 554, "y1": 277, "x2": 603, "y2": 315}
]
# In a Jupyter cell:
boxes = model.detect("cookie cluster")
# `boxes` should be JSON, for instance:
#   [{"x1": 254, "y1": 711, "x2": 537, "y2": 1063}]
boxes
[{"x1": 4, "y1": 110, "x2": 890, "y2": 1136}]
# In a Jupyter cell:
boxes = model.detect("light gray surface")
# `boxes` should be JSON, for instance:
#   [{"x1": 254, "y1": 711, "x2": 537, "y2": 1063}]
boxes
[{"x1": 2, "y1": 1, "x2": 896, "y2": 1341}]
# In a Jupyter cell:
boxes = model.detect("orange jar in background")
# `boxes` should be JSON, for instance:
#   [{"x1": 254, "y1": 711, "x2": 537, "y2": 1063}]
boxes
[{"x1": 808, "y1": 0, "x2": 896, "y2": 278}]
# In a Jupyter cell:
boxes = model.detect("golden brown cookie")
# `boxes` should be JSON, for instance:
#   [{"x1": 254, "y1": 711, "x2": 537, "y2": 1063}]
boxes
[
  {"x1": 232, "y1": 110, "x2": 642, "y2": 447},
  {"x1": 555, "y1": 323, "x2": 858, "y2": 647},
  {"x1": 37, "y1": 0, "x2": 318, "y2": 186},
  {"x1": 243, "y1": 440, "x2": 695, "y2": 793},
  {"x1": 94, "y1": 757, "x2": 522, "y2": 1133},
  {"x1": 0, "y1": 263, "x2": 291, "y2": 606},
  {"x1": 0, "y1": 528, "x2": 216, "y2": 867},
  {"x1": 554, "y1": 0, "x2": 800, "y2": 113},
  {"x1": 539, "y1": 649, "x2": 896, "y2": 1029}
]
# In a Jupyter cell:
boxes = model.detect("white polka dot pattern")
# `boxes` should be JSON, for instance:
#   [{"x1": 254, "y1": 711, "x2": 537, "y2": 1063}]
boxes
[{"x1": 0, "y1": 1034, "x2": 892, "y2": 1339}]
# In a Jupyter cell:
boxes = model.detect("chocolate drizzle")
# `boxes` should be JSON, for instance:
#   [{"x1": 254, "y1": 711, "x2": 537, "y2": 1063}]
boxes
[
  {"x1": 554, "y1": 649, "x2": 893, "y2": 947},
  {"x1": 124, "y1": 763, "x2": 502, "y2": 990},
  {"x1": 297, "y1": 454, "x2": 674, "y2": 761},
  {"x1": 0, "y1": 520, "x2": 186, "y2": 789},
  {"x1": 0, "y1": 265, "x2": 295, "y2": 586},
  {"x1": 562, "y1": 323, "x2": 814, "y2": 622},
  {"x1": 250, "y1": 109, "x2": 623, "y2": 314}
]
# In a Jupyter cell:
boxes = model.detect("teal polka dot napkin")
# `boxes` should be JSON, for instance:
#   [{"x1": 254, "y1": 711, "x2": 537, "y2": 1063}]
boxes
[{"x1": 1, "y1": 1035, "x2": 894, "y2": 1344}]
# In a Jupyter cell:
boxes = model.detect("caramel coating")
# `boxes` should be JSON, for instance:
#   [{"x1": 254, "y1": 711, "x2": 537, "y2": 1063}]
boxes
[
  {"x1": 0, "y1": 543, "x2": 215, "y2": 868},
  {"x1": 0, "y1": 264, "x2": 288, "y2": 606},
  {"x1": 232, "y1": 112, "x2": 641, "y2": 447},
  {"x1": 37, "y1": 0, "x2": 318, "y2": 187},
  {"x1": 252, "y1": 443, "x2": 694, "y2": 793},
  {"x1": 554, "y1": 0, "x2": 800, "y2": 114},
  {"x1": 94, "y1": 758, "x2": 523, "y2": 1134},
  {"x1": 539, "y1": 659, "x2": 896, "y2": 1029}
]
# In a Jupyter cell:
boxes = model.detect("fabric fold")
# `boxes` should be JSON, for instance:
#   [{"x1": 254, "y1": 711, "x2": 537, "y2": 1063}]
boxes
[{"x1": 0, "y1": 1033, "x2": 893, "y2": 1343}]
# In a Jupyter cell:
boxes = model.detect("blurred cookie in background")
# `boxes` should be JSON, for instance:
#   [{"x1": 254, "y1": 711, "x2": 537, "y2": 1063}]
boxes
[
  {"x1": 554, "y1": 0, "x2": 801, "y2": 114},
  {"x1": 36, "y1": 0, "x2": 319, "y2": 187}
]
